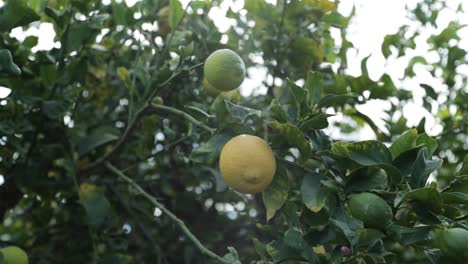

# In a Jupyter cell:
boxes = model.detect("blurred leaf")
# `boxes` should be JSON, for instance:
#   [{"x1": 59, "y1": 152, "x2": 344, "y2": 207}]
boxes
[
  {"x1": 42, "y1": 100, "x2": 68, "y2": 119},
  {"x1": 441, "y1": 192, "x2": 468, "y2": 205},
  {"x1": 330, "y1": 208, "x2": 363, "y2": 247},
  {"x1": 317, "y1": 93, "x2": 358, "y2": 108},
  {"x1": 387, "y1": 225, "x2": 432, "y2": 246},
  {"x1": 322, "y1": 11, "x2": 350, "y2": 28},
  {"x1": 78, "y1": 127, "x2": 119, "y2": 156},
  {"x1": 305, "y1": 71, "x2": 323, "y2": 107},
  {"x1": 263, "y1": 168, "x2": 289, "y2": 222},
  {"x1": 0, "y1": 0, "x2": 40, "y2": 31},
  {"x1": 79, "y1": 188, "x2": 113, "y2": 229},
  {"x1": 0, "y1": 50, "x2": 21, "y2": 76},
  {"x1": 169, "y1": 0, "x2": 184, "y2": 29},
  {"x1": 415, "y1": 133, "x2": 438, "y2": 157}
]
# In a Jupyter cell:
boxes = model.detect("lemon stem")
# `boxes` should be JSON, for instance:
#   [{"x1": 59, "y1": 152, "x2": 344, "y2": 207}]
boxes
[{"x1": 105, "y1": 163, "x2": 231, "y2": 264}]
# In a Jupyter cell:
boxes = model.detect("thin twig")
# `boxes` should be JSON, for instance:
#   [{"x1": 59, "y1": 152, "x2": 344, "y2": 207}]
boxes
[
  {"x1": 105, "y1": 163, "x2": 231, "y2": 264},
  {"x1": 79, "y1": 62, "x2": 205, "y2": 174},
  {"x1": 147, "y1": 103, "x2": 215, "y2": 134}
]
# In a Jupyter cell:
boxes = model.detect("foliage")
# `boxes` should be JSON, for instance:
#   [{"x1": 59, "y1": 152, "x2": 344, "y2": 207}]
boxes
[{"x1": 0, "y1": 0, "x2": 466, "y2": 263}]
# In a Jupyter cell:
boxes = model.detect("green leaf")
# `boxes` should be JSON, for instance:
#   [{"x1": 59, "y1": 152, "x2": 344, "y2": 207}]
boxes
[
  {"x1": 330, "y1": 208, "x2": 363, "y2": 247},
  {"x1": 222, "y1": 247, "x2": 241, "y2": 264},
  {"x1": 304, "y1": 225, "x2": 337, "y2": 246},
  {"x1": 0, "y1": 50, "x2": 21, "y2": 76},
  {"x1": 190, "y1": 132, "x2": 233, "y2": 164},
  {"x1": 317, "y1": 93, "x2": 358, "y2": 108},
  {"x1": 225, "y1": 101, "x2": 262, "y2": 123},
  {"x1": 301, "y1": 173, "x2": 328, "y2": 213},
  {"x1": 345, "y1": 167, "x2": 387, "y2": 193},
  {"x1": 169, "y1": 0, "x2": 184, "y2": 30},
  {"x1": 410, "y1": 148, "x2": 442, "y2": 188},
  {"x1": 415, "y1": 133, "x2": 438, "y2": 157},
  {"x1": 367, "y1": 239, "x2": 391, "y2": 257},
  {"x1": 287, "y1": 79, "x2": 307, "y2": 116},
  {"x1": 269, "y1": 99, "x2": 290, "y2": 123},
  {"x1": 361, "y1": 55, "x2": 371, "y2": 76},
  {"x1": 80, "y1": 188, "x2": 113, "y2": 229},
  {"x1": 268, "y1": 121, "x2": 311, "y2": 158},
  {"x1": 389, "y1": 129, "x2": 418, "y2": 159},
  {"x1": 402, "y1": 188, "x2": 443, "y2": 213},
  {"x1": 441, "y1": 192, "x2": 468, "y2": 205},
  {"x1": 387, "y1": 225, "x2": 432, "y2": 246},
  {"x1": 263, "y1": 168, "x2": 289, "y2": 222},
  {"x1": 78, "y1": 127, "x2": 119, "y2": 156},
  {"x1": 299, "y1": 113, "x2": 330, "y2": 131},
  {"x1": 0, "y1": 0, "x2": 40, "y2": 31},
  {"x1": 252, "y1": 238, "x2": 269, "y2": 262},
  {"x1": 425, "y1": 249, "x2": 442, "y2": 264},
  {"x1": 322, "y1": 11, "x2": 350, "y2": 28},
  {"x1": 305, "y1": 71, "x2": 323, "y2": 107},
  {"x1": 42, "y1": 100, "x2": 68, "y2": 119},
  {"x1": 332, "y1": 140, "x2": 393, "y2": 166},
  {"x1": 184, "y1": 106, "x2": 213, "y2": 123}
]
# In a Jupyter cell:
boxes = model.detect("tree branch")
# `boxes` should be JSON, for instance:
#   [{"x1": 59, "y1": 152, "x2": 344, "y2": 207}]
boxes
[
  {"x1": 79, "y1": 62, "x2": 206, "y2": 174},
  {"x1": 105, "y1": 163, "x2": 231, "y2": 264},
  {"x1": 147, "y1": 103, "x2": 215, "y2": 134}
]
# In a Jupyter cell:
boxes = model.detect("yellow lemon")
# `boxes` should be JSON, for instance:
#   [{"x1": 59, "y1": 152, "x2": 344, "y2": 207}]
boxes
[
  {"x1": 204, "y1": 49, "x2": 246, "y2": 91},
  {"x1": 0, "y1": 246, "x2": 29, "y2": 264},
  {"x1": 219, "y1": 135, "x2": 276, "y2": 194},
  {"x1": 79, "y1": 183, "x2": 98, "y2": 199}
]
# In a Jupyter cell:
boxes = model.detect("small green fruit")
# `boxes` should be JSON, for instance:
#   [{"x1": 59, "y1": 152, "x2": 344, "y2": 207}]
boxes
[
  {"x1": 432, "y1": 228, "x2": 468, "y2": 262},
  {"x1": 204, "y1": 49, "x2": 246, "y2": 91}
]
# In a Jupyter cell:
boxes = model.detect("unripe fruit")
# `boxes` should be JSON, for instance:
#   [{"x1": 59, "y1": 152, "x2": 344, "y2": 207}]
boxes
[
  {"x1": 0, "y1": 246, "x2": 29, "y2": 264},
  {"x1": 219, "y1": 135, "x2": 276, "y2": 194},
  {"x1": 432, "y1": 227, "x2": 468, "y2": 262},
  {"x1": 204, "y1": 49, "x2": 246, "y2": 91},
  {"x1": 349, "y1": 192, "x2": 393, "y2": 229}
]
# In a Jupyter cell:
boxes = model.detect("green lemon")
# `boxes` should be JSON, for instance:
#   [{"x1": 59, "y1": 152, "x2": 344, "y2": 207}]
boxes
[
  {"x1": 0, "y1": 246, "x2": 29, "y2": 264},
  {"x1": 349, "y1": 192, "x2": 393, "y2": 229},
  {"x1": 202, "y1": 78, "x2": 222, "y2": 96},
  {"x1": 204, "y1": 49, "x2": 246, "y2": 91},
  {"x1": 432, "y1": 228, "x2": 468, "y2": 262}
]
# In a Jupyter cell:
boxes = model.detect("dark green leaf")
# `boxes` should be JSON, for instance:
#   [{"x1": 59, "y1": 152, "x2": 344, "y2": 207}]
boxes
[
  {"x1": 224, "y1": 101, "x2": 262, "y2": 123},
  {"x1": 0, "y1": 50, "x2": 21, "y2": 76},
  {"x1": 269, "y1": 99, "x2": 290, "y2": 123},
  {"x1": 402, "y1": 188, "x2": 443, "y2": 213},
  {"x1": 332, "y1": 140, "x2": 393, "y2": 166},
  {"x1": 410, "y1": 148, "x2": 442, "y2": 188},
  {"x1": 42, "y1": 100, "x2": 68, "y2": 119},
  {"x1": 317, "y1": 93, "x2": 358, "y2": 108},
  {"x1": 80, "y1": 188, "x2": 113, "y2": 229},
  {"x1": 415, "y1": 134, "x2": 438, "y2": 157},
  {"x1": 190, "y1": 132, "x2": 233, "y2": 164},
  {"x1": 345, "y1": 167, "x2": 387, "y2": 193},
  {"x1": 305, "y1": 71, "x2": 323, "y2": 107},
  {"x1": 301, "y1": 173, "x2": 328, "y2": 212},
  {"x1": 0, "y1": 0, "x2": 40, "y2": 31},
  {"x1": 441, "y1": 192, "x2": 468, "y2": 205},
  {"x1": 387, "y1": 225, "x2": 432, "y2": 246},
  {"x1": 389, "y1": 129, "x2": 418, "y2": 159},
  {"x1": 299, "y1": 113, "x2": 330, "y2": 131},
  {"x1": 263, "y1": 167, "x2": 289, "y2": 222},
  {"x1": 78, "y1": 127, "x2": 119, "y2": 156},
  {"x1": 268, "y1": 121, "x2": 311, "y2": 157}
]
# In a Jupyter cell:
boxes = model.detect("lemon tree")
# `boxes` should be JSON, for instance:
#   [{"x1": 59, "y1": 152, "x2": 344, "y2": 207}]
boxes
[
  {"x1": 0, "y1": 246, "x2": 28, "y2": 264},
  {"x1": 0, "y1": 0, "x2": 467, "y2": 263},
  {"x1": 219, "y1": 134, "x2": 276, "y2": 194},
  {"x1": 204, "y1": 49, "x2": 246, "y2": 91}
]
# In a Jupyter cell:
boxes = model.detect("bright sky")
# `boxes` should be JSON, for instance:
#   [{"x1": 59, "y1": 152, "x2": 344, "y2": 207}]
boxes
[{"x1": 1, "y1": 0, "x2": 467, "y2": 140}]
